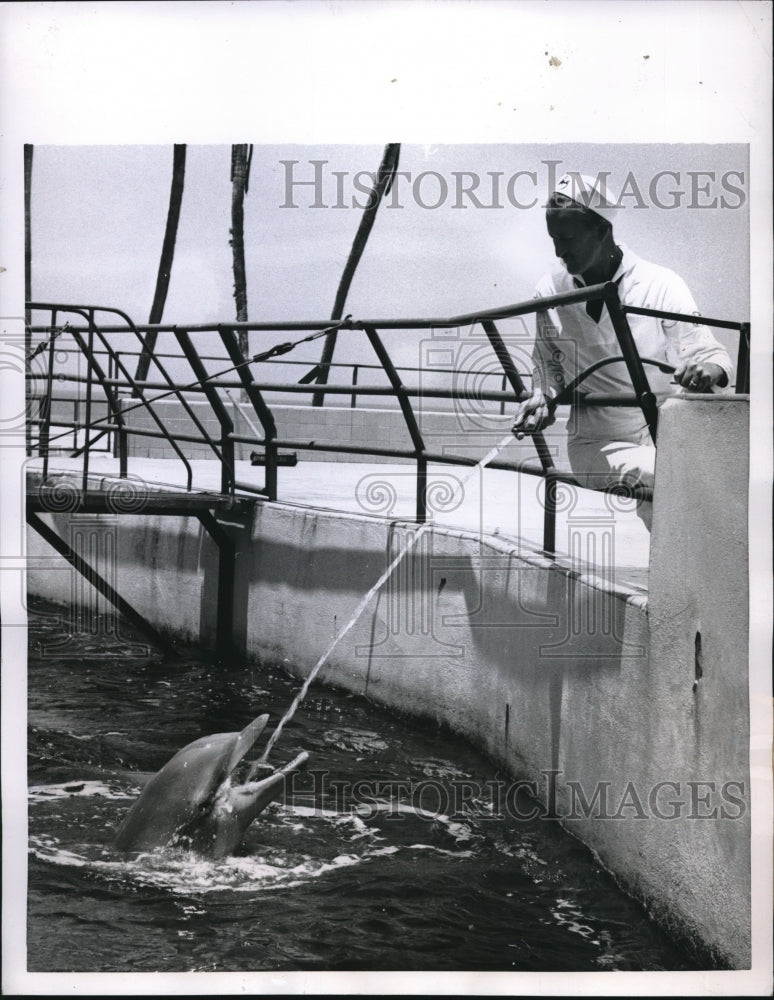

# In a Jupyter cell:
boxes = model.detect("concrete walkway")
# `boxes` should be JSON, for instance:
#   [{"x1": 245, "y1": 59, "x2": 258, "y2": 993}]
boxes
[{"x1": 28, "y1": 454, "x2": 651, "y2": 593}]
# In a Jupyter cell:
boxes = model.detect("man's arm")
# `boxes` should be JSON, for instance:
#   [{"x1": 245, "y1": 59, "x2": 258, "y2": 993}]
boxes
[
  {"x1": 512, "y1": 387, "x2": 555, "y2": 438},
  {"x1": 661, "y1": 272, "x2": 734, "y2": 392},
  {"x1": 673, "y1": 359, "x2": 727, "y2": 392},
  {"x1": 512, "y1": 305, "x2": 561, "y2": 438}
]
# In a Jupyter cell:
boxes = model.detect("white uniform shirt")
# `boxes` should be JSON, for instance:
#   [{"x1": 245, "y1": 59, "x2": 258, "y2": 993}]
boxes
[{"x1": 532, "y1": 244, "x2": 734, "y2": 441}]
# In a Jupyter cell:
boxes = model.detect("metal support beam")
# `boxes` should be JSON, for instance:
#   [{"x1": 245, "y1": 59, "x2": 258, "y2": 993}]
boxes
[
  {"x1": 26, "y1": 510, "x2": 177, "y2": 657},
  {"x1": 197, "y1": 510, "x2": 237, "y2": 661}
]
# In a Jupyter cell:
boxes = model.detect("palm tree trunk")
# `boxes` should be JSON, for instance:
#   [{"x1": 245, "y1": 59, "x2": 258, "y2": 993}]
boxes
[
  {"x1": 135, "y1": 144, "x2": 186, "y2": 385},
  {"x1": 312, "y1": 143, "x2": 401, "y2": 406},
  {"x1": 230, "y1": 144, "x2": 252, "y2": 360}
]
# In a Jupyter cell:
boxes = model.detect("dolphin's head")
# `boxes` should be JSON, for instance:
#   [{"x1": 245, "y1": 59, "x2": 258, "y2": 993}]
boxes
[
  {"x1": 177, "y1": 750, "x2": 310, "y2": 858},
  {"x1": 114, "y1": 715, "x2": 307, "y2": 857}
]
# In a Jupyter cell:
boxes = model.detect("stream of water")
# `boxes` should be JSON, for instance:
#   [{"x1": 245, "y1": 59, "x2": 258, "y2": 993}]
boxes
[{"x1": 26, "y1": 596, "x2": 699, "y2": 973}]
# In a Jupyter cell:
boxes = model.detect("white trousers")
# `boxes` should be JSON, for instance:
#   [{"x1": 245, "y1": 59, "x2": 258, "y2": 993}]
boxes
[{"x1": 566, "y1": 436, "x2": 655, "y2": 530}]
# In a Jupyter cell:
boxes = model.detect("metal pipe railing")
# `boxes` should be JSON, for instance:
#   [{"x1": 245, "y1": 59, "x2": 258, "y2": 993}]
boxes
[
  {"x1": 27, "y1": 337, "x2": 533, "y2": 377},
  {"x1": 127, "y1": 331, "x2": 225, "y2": 463},
  {"x1": 29, "y1": 416, "x2": 221, "y2": 449},
  {"x1": 620, "y1": 305, "x2": 747, "y2": 331},
  {"x1": 29, "y1": 305, "x2": 196, "y2": 491},
  {"x1": 219, "y1": 326, "x2": 278, "y2": 501},
  {"x1": 27, "y1": 290, "x2": 747, "y2": 561},
  {"x1": 29, "y1": 338, "x2": 529, "y2": 408},
  {"x1": 27, "y1": 373, "x2": 516, "y2": 402},
  {"x1": 363, "y1": 324, "x2": 428, "y2": 522},
  {"x1": 174, "y1": 328, "x2": 234, "y2": 495},
  {"x1": 40, "y1": 294, "x2": 746, "y2": 337},
  {"x1": 604, "y1": 284, "x2": 659, "y2": 441},
  {"x1": 28, "y1": 285, "x2": 609, "y2": 334}
]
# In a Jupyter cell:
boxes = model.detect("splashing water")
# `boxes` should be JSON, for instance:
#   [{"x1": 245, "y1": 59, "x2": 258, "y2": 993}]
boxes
[{"x1": 26, "y1": 595, "x2": 702, "y2": 973}]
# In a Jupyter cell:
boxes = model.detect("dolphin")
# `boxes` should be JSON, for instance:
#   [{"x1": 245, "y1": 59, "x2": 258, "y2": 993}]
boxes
[{"x1": 114, "y1": 714, "x2": 308, "y2": 858}]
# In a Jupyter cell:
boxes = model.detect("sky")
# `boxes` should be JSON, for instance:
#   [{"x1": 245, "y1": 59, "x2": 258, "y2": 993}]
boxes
[{"x1": 28, "y1": 141, "x2": 749, "y2": 383}]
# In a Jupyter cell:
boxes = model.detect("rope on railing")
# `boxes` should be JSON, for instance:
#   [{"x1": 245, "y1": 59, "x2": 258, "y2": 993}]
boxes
[
  {"x1": 32, "y1": 314, "x2": 353, "y2": 451},
  {"x1": 27, "y1": 292, "x2": 747, "y2": 542},
  {"x1": 26, "y1": 322, "x2": 70, "y2": 363}
]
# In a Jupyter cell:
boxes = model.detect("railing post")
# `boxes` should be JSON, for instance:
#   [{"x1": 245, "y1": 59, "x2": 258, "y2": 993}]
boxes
[
  {"x1": 363, "y1": 324, "x2": 428, "y2": 524},
  {"x1": 71, "y1": 311, "x2": 189, "y2": 488},
  {"x1": 603, "y1": 283, "x2": 659, "y2": 441},
  {"x1": 481, "y1": 317, "x2": 560, "y2": 552},
  {"x1": 46, "y1": 310, "x2": 129, "y2": 485},
  {"x1": 175, "y1": 328, "x2": 235, "y2": 495},
  {"x1": 218, "y1": 326, "x2": 278, "y2": 501},
  {"x1": 416, "y1": 457, "x2": 428, "y2": 524},
  {"x1": 350, "y1": 364, "x2": 359, "y2": 409},
  {"x1": 130, "y1": 328, "x2": 224, "y2": 468},
  {"x1": 481, "y1": 319, "x2": 555, "y2": 473},
  {"x1": 736, "y1": 322, "x2": 750, "y2": 394},
  {"x1": 111, "y1": 351, "x2": 128, "y2": 477},
  {"x1": 116, "y1": 413, "x2": 128, "y2": 478},
  {"x1": 39, "y1": 310, "x2": 58, "y2": 480},
  {"x1": 108, "y1": 349, "x2": 115, "y2": 456},
  {"x1": 72, "y1": 396, "x2": 79, "y2": 453},
  {"x1": 82, "y1": 310, "x2": 95, "y2": 495},
  {"x1": 543, "y1": 472, "x2": 557, "y2": 557},
  {"x1": 66, "y1": 304, "x2": 218, "y2": 489}
]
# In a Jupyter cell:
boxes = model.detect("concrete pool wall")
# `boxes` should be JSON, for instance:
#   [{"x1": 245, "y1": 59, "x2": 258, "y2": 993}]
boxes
[{"x1": 26, "y1": 395, "x2": 750, "y2": 968}]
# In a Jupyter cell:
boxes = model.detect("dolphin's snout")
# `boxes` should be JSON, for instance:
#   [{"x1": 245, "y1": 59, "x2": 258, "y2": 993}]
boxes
[{"x1": 115, "y1": 715, "x2": 311, "y2": 858}]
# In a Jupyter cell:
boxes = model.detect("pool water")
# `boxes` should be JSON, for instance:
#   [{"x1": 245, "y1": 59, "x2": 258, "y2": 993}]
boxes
[{"x1": 26, "y1": 596, "x2": 700, "y2": 973}]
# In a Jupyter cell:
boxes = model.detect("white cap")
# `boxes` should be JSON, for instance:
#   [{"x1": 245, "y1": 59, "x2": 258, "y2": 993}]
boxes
[{"x1": 551, "y1": 172, "x2": 619, "y2": 223}]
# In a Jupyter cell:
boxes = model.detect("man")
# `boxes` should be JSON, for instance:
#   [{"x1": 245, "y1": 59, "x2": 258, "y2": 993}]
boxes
[{"x1": 512, "y1": 172, "x2": 733, "y2": 529}]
